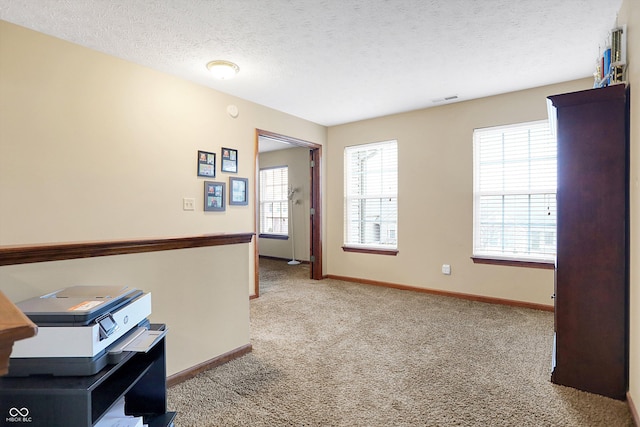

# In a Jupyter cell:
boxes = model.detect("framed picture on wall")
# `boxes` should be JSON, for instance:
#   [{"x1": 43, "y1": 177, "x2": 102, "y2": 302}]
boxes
[
  {"x1": 197, "y1": 150, "x2": 216, "y2": 177},
  {"x1": 221, "y1": 147, "x2": 238, "y2": 173},
  {"x1": 229, "y1": 177, "x2": 248, "y2": 206},
  {"x1": 204, "y1": 181, "x2": 225, "y2": 211}
]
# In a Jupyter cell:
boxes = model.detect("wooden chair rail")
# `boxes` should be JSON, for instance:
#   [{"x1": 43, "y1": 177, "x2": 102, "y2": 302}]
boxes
[{"x1": 0, "y1": 233, "x2": 254, "y2": 266}]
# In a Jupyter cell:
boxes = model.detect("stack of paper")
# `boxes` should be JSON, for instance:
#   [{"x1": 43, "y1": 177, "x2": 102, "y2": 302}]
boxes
[{"x1": 95, "y1": 398, "x2": 144, "y2": 427}]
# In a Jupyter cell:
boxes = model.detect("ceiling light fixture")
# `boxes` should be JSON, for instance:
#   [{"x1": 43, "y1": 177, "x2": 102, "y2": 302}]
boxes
[{"x1": 206, "y1": 60, "x2": 239, "y2": 80}]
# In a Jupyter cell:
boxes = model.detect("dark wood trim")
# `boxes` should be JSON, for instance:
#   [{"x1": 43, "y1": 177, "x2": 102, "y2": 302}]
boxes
[
  {"x1": 255, "y1": 129, "x2": 324, "y2": 287},
  {"x1": 327, "y1": 274, "x2": 554, "y2": 312},
  {"x1": 166, "y1": 343, "x2": 252, "y2": 388},
  {"x1": 471, "y1": 256, "x2": 554, "y2": 270},
  {"x1": 628, "y1": 392, "x2": 639, "y2": 427},
  {"x1": 0, "y1": 233, "x2": 254, "y2": 267},
  {"x1": 310, "y1": 147, "x2": 323, "y2": 280},
  {"x1": 342, "y1": 246, "x2": 399, "y2": 256},
  {"x1": 254, "y1": 129, "x2": 261, "y2": 298}
]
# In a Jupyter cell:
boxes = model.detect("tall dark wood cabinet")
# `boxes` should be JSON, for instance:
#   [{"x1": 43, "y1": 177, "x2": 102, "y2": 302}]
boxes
[{"x1": 549, "y1": 84, "x2": 630, "y2": 400}]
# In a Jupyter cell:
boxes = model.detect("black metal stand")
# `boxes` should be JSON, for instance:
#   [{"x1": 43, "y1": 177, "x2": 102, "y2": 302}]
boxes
[{"x1": 0, "y1": 324, "x2": 176, "y2": 426}]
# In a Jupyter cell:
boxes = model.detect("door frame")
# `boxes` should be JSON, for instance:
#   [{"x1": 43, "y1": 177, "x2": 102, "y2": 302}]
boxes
[{"x1": 253, "y1": 129, "x2": 323, "y2": 297}]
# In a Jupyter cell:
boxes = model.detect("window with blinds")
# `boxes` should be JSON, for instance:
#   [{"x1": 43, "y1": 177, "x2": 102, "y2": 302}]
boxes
[
  {"x1": 259, "y1": 166, "x2": 289, "y2": 236},
  {"x1": 344, "y1": 140, "x2": 398, "y2": 249},
  {"x1": 473, "y1": 120, "x2": 556, "y2": 262}
]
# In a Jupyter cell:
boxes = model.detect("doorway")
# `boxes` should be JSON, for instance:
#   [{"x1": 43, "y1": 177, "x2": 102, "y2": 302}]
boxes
[{"x1": 254, "y1": 129, "x2": 322, "y2": 297}]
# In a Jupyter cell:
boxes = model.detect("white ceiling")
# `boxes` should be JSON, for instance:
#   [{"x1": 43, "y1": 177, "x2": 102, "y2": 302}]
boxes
[{"x1": 0, "y1": 0, "x2": 624, "y2": 127}]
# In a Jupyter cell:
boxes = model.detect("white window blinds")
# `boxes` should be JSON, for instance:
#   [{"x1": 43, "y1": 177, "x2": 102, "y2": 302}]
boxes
[
  {"x1": 259, "y1": 166, "x2": 289, "y2": 235},
  {"x1": 344, "y1": 140, "x2": 398, "y2": 249},
  {"x1": 473, "y1": 121, "x2": 556, "y2": 262}
]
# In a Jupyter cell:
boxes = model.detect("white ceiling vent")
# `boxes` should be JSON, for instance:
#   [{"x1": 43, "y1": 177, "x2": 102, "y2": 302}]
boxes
[{"x1": 431, "y1": 95, "x2": 459, "y2": 103}]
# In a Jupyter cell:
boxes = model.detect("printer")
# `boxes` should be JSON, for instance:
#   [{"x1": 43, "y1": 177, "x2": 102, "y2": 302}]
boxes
[{"x1": 8, "y1": 285, "x2": 155, "y2": 377}]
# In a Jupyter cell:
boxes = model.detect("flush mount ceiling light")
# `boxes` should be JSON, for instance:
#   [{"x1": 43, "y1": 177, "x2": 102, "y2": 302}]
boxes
[{"x1": 206, "y1": 60, "x2": 239, "y2": 80}]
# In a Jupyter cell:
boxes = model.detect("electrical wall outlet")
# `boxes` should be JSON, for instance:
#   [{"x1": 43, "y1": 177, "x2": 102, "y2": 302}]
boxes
[
  {"x1": 183, "y1": 198, "x2": 195, "y2": 211},
  {"x1": 442, "y1": 264, "x2": 451, "y2": 275}
]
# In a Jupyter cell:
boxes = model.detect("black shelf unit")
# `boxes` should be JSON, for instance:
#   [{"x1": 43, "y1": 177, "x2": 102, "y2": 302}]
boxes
[{"x1": 0, "y1": 324, "x2": 176, "y2": 426}]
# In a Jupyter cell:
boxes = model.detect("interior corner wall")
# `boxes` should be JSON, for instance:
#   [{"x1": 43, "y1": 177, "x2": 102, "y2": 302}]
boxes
[
  {"x1": 0, "y1": 20, "x2": 325, "y2": 245},
  {"x1": 326, "y1": 78, "x2": 592, "y2": 307},
  {"x1": 258, "y1": 147, "x2": 311, "y2": 261},
  {"x1": 618, "y1": 0, "x2": 639, "y2": 415},
  {"x1": 0, "y1": 20, "x2": 326, "y2": 375}
]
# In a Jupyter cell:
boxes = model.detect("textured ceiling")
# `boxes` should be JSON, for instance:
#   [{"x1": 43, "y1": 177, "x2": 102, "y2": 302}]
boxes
[{"x1": 0, "y1": 0, "x2": 624, "y2": 126}]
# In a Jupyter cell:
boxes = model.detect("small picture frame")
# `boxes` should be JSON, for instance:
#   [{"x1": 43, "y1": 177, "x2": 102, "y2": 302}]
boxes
[
  {"x1": 198, "y1": 150, "x2": 216, "y2": 177},
  {"x1": 221, "y1": 147, "x2": 238, "y2": 173},
  {"x1": 204, "y1": 181, "x2": 225, "y2": 211},
  {"x1": 229, "y1": 177, "x2": 248, "y2": 206}
]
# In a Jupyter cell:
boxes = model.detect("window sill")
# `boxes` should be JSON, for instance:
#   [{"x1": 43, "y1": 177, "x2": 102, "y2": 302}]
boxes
[
  {"x1": 471, "y1": 256, "x2": 554, "y2": 270},
  {"x1": 259, "y1": 234, "x2": 289, "y2": 240},
  {"x1": 342, "y1": 246, "x2": 398, "y2": 256}
]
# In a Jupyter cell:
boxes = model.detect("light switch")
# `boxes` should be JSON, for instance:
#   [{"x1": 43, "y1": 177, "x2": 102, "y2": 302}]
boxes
[{"x1": 183, "y1": 198, "x2": 195, "y2": 211}]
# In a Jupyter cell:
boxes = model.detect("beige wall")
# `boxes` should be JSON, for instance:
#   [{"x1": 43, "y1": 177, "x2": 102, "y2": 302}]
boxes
[
  {"x1": 618, "y1": 0, "x2": 639, "y2": 415},
  {"x1": 258, "y1": 146, "x2": 311, "y2": 261},
  {"x1": 0, "y1": 21, "x2": 326, "y2": 245},
  {"x1": 0, "y1": 20, "x2": 326, "y2": 375},
  {"x1": 1, "y1": 5, "x2": 637, "y2": 409},
  {"x1": 327, "y1": 79, "x2": 591, "y2": 307},
  {"x1": 0, "y1": 245, "x2": 250, "y2": 376}
]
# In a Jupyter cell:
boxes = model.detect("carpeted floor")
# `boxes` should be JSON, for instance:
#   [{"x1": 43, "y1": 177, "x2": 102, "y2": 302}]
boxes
[{"x1": 168, "y1": 258, "x2": 633, "y2": 426}]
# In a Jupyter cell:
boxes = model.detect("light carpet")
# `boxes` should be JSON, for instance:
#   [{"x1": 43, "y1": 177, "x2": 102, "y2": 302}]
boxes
[{"x1": 168, "y1": 258, "x2": 633, "y2": 426}]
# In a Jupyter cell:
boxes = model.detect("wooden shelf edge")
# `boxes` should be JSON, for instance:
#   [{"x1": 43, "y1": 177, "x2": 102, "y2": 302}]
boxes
[
  {"x1": 0, "y1": 291, "x2": 37, "y2": 376},
  {"x1": 0, "y1": 233, "x2": 254, "y2": 266}
]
